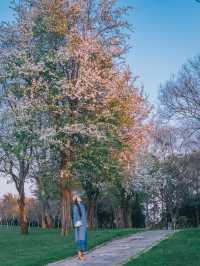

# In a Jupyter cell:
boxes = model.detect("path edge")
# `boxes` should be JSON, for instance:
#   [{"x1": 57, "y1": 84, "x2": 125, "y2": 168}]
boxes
[{"x1": 121, "y1": 230, "x2": 178, "y2": 266}]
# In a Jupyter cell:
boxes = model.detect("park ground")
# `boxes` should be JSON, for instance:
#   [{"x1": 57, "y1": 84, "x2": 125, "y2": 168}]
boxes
[
  {"x1": 1, "y1": 227, "x2": 200, "y2": 266},
  {"x1": 0, "y1": 227, "x2": 141, "y2": 266},
  {"x1": 125, "y1": 229, "x2": 200, "y2": 266}
]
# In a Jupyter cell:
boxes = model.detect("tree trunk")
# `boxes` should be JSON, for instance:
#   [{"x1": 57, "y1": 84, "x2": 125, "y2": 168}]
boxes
[
  {"x1": 170, "y1": 211, "x2": 177, "y2": 230},
  {"x1": 195, "y1": 209, "x2": 200, "y2": 227},
  {"x1": 114, "y1": 207, "x2": 125, "y2": 228},
  {"x1": 88, "y1": 201, "x2": 96, "y2": 229},
  {"x1": 60, "y1": 151, "x2": 72, "y2": 236},
  {"x1": 45, "y1": 213, "x2": 53, "y2": 229},
  {"x1": 42, "y1": 213, "x2": 46, "y2": 229},
  {"x1": 41, "y1": 199, "x2": 53, "y2": 229},
  {"x1": 61, "y1": 187, "x2": 72, "y2": 235},
  {"x1": 18, "y1": 193, "x2": 28, "y2": 235},
  {"x1": 145, "y1": 202, "x2": 150, "y2": 228},
  {"x1": 120, "y1": 197, "x2": 131, "y2": 228},
  {"x1": 122, "y1": 205, "x2": 132, "y2": 228},
  {"x1": 171, "y1": 216, "x2": 176, "y2": 230}
]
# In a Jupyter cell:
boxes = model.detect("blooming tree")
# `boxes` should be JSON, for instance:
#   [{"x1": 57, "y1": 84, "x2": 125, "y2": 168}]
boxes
[{"x1": 0, "y1": 0, "x2": 151, "y2": 235}]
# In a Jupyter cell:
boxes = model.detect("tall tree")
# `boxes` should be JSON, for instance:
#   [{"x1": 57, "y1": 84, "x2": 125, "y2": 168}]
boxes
[
  {"x1": 0, "y1": 108, "x2": 34, "y2": 234},
  {"x1": 0, "y1": 0, "x2": 151, "y2": 235},
  {"x1": 159, "y1": 55, "x2": 200, "y2": 141}
]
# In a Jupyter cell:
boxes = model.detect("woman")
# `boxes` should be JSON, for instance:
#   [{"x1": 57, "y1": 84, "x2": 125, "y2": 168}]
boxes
[{"x1": 72, "y1": 192, "x2": 88, "y2": 260}]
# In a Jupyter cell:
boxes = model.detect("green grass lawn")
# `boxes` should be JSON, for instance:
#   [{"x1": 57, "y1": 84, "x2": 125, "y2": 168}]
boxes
[
  {"x1": 0, "y1": 226, "x2": 141, "y2": 266},
  {"x1": 125, "y1": 229, "x2": 200, "y2": 266}
]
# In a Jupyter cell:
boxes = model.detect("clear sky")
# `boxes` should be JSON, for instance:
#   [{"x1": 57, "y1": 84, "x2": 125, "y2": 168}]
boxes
[
  {"x1": 128, "y1": 0, "x2": 200, "y2": 104},
  {"x1": 0, "y1": 0, "x2": 200, "y2": 196}
]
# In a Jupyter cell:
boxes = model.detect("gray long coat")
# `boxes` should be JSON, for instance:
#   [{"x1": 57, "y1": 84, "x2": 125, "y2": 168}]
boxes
[{"x1": 72, "y1": 202, "x2": 87, "y2": 242}]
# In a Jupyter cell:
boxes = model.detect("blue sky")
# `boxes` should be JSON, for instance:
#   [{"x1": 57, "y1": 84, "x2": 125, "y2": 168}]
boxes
[
  {"x1": 0, "y1": 0, "x2": 200, "y2": 195},
  {"x1": 127, "y1": 0, "x2": 200, "y2": 104}
]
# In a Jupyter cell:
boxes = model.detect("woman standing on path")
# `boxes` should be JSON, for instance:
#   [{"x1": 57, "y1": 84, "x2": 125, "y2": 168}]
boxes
[{"x1": 72, "y1": 192, "x2": 88, "y2": 261}]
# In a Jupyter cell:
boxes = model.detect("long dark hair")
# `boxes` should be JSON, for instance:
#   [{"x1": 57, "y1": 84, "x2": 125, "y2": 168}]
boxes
[{"x1": 75, "y1": 199, "x2": 82, "y2": 218}]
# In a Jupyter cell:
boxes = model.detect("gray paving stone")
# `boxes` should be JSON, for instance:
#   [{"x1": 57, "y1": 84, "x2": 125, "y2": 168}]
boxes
[{"x1": 47, "y1": 230, "x2": 176, "y2": 266}]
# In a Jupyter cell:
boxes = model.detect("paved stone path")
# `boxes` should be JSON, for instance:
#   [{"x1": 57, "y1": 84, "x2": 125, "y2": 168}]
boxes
[{"x1": 48, "y1": 230, "x2": 175, "y2": 266}]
